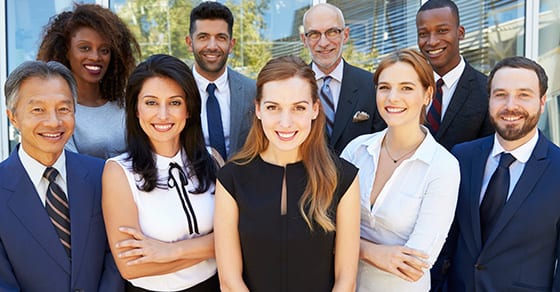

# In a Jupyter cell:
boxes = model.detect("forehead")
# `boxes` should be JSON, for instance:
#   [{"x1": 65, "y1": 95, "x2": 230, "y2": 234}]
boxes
[
  {"x1": 416, "y1": 7, "x2": 457, "y2": 27},
  {"x1": 193, "y1": 19, "x2": 230, "y2": 35},
  {"x1": 17, "y1": 76, "x2": 73, "y2": 106},
  {"x1": 70, "y1": 26, "x2": 109, "y2": 43},
  {"x1": 492, "y1": 67, "x2": 539, "y2": 90},
  {"x1": 304, "y1": 7, "x2": 343, "y2": 30},
  {"x1": 261, "y1": 77, "x2": 313, "y2": 103},
  {"x1": 379, "y1": 62, "x2": 420, "y2": 82}
]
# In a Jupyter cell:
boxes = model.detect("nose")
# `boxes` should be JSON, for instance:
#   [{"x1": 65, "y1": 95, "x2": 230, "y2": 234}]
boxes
[
  {"x1": 157, "y1": 104, "x2": 168, "y2": 119},
  {"x1": 88, "y1": 49, "x2": 101, "y2": 61},
  {"x1": 426, "y1": 32, "x2": 439, "y2": 46},
  {"x1": 279, "y1": 110, "x2": 293, "y2": 127},
  {"x1": 317, "y1": 33, "x2": 331, "y2": 47},
  {"x1": 44, "y1": 109, "x2": 62, "y2": 127},
  {"x1": 387, "y1": 88, "x2": 399, "y2": 102},
  {"x1": 207, "y1": 37, "x2": 218, "y2": 49}
]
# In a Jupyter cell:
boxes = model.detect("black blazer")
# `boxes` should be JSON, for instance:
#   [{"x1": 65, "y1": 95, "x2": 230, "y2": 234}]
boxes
[
  {"x1": 329, "y1": 60, "x2": 386, "y2": 154},
  {"x1": 433, "y1": 62, "x2": 494, "y2": 150}
]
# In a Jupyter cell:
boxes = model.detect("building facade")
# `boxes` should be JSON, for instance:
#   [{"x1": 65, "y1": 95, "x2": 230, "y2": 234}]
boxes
[{"x1": 1, "y1": 0, "x2": 559, "y2": 159}]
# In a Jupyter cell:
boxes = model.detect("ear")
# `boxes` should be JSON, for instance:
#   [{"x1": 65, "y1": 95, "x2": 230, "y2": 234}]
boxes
[
  {"x1": 458, "y1": 25, "x2": 465, "y2": 40},
  {"x1": 312, "y1": 101, "x2": 320, "y2": 119},
  {"x1": 342, "y1": 26, "x2": 350, "y2": 45},
  {"x1": 540, "y1": 94, "x2": 547, "y2": 114},
  {"x1": 424, "y1": 86, "x2": 434, "y2": 105},
  {"x1": 228, "y1": 38, "x2": 236, "y2": 54},
  {"x1": 254, "y1": 100, "x2": 261, "y2": 119},
  {"x1": 185, "y1": 36, "x2": 194, "y2": 52},
  {"x1": 6, "y1": 109, "x2": 18, "y2": 130}
]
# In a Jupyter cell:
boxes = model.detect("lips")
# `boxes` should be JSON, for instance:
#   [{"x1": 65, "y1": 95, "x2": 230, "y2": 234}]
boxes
[
  {"x1": 201, "y1": 51, "x2": 222, "y2": 62},
  {"x1": 499, "y1": 110, "x2": 526, "y2": 122},
  {"x1": 276, "y1": 131, "x2": 297, "y2": 141},
  {"x1": 426, "y1": 48, "x2": 444, "y2": 56},
  {"x1": 153, "y1": 124, "x2": 173, "y2": 131},
  {"x1": 40, "y1": 132, "x2": 65, "y2": 140},
  {"x1": 84, "y1": 64, "x2": 102, "y2": 74},
  {"x1": 385, "y1": 106, "x2": 406, "y2": 113}
]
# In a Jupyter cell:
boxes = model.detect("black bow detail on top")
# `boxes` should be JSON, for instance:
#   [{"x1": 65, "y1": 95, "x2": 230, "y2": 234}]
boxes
[{"x1": 168, "y1": 162, "x2": 199, "y2": 235}]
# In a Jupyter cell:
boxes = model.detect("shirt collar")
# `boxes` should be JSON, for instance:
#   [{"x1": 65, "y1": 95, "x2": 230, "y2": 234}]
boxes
[
  {"x1": 490, "y1": 130, "x2": 539, "y2": 163},
  {"x1": 18, "y1": 145, "x2": 67, "y2": 186},
  {"x1": 434, "y1": 56, "x2": 465, "y2": 89},
  {"x1": 155, "y1": 149, "x2": 186, "y2": 171},
  {"x1": 312, "y1": 59, "x2": 344, "y2": 83},
  {"x1": 364, "y1": 126, "x2": 437, "y2": 165},
  {"x1": 192, "y1": 65, "x2": 229, "y2": 94}
]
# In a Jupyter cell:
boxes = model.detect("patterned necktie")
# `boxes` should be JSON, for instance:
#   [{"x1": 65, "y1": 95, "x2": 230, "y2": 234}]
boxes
[
  {"x1": 44, "y1": 167, "x2": 71, "y2": 257},
  {"x1": 427, "y1": 78, "x2": 444, "y2": 134},
  {"x1": 320, "y1": 76, "x2": 335, "y2": 136},
  {"x1": 206, "y1": 83, "x2": 227, "y2": 160},
  {"x1": 480, "y1": 153, "x2": 516, "y2": 244}
]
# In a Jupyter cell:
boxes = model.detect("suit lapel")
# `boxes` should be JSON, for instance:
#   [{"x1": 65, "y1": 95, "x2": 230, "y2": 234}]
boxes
[
  {"x1": 331, "y1": 62, "x2": 357, "y2": 146},
  {"x1": 437, "y1": 64, "x2": 472, "y2": 139},
  {"x1": 66, "y1": 153, "x2": 96, "y2": 285},
  {"x1": 6, "y1": 152, "x2": 71, "y2": 273},
  {"x1": 228, "y1": 68, "x2": 246, "y2": 156},
  {"x1": 484, "y1": 134, "x2": 549, "y2": 247},
  {"x1": 467, "y1": 139, "x2": 492, "y2": 254}
]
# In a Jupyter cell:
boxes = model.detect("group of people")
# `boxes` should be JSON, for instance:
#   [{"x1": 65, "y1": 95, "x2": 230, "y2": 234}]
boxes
[{"x1": 1, "y1": 0, "x2": 559, "y2": 292}]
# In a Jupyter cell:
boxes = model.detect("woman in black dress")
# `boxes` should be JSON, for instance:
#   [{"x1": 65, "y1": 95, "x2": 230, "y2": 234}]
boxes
[{"x1": 214, "y1": 56, "x2": 360, "y2": 292}]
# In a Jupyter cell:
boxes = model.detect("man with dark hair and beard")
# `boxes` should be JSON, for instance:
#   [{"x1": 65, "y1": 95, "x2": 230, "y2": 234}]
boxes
[
  {"x1": 185, "y1": 1, "x2": 256, "y2": 160},
  {"x1": 437, "y1": 56, "x2": 560, "y2": 291}
]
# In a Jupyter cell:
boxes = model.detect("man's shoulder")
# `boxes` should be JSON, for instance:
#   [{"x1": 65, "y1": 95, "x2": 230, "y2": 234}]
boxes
[
  {"x1": 463, "y1": 61, "x2": 488, "y2": 83},
  {"x1": 451, "y1": 135, "x2": 492, "y2": 157},
  {"x1": 65, "y1": 151, "x2": 105, "y2": 173},
  {"x1": 227, "y1": 67, "x2": 255, "y2": 84},
  {"x1": 343, "y1": 61, "x2": 373, "y2": 78}
]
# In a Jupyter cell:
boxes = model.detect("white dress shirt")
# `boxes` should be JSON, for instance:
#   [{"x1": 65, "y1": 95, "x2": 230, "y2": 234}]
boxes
[
  {"x1": 479, "y1": 130, "x2": 539, "y2": 204},
  {"x1": 192, "y1": 66, "x2": 232, "y2": 154},
  {"x1": 432, "y1": 56, "x2": 465, "y2": 119},
  {"x1": 312, "y1": 60, "x2": 344, "y2": 112},
  {"x1": 18, "y1": 146, "x2": 68, "y2": 206},
  {"x1": 341, "y1": 128, "x2": 460, "y2": 291}
]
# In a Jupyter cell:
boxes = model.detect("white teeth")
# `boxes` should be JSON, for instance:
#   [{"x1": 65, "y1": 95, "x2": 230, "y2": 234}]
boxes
[
  {"x1": 154, "y1": 124, "x2": 172, "y2": 131},
  {"x1": 503, "y1": 116, "x2": 521, "y2": 121},
  {"x1": 428, "y1": 48, "x2": 444, "y2": 55},
  {"x1": 277, "y1": 132, "x2": 296, "y2": 138},
  {"x1": 43, "y1": 133, "x2": 62, "y2": 138},
  {"x1": 85, "y1": 65, "x2": 101, "y2": 71},
  {"x1": 386, "y1": 107, "x2": 405, "y2": 113}
]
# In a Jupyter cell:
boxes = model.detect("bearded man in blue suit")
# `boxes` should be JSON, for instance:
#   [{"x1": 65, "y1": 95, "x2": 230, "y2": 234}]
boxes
[
  {"x1": 444, "y1": 57, "x2": 560, "y2": 291},
  {"x1": 0, "y1": 61, "x2": 123, "y2": 291}
]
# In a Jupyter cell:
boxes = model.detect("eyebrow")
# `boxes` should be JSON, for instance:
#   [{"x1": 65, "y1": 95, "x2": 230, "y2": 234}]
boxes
[{"x1": 263, "y1": 100, "x2": 311, "y2": 105}]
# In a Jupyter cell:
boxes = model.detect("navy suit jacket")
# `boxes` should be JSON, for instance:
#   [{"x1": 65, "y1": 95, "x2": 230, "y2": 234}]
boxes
[
  {"x1": 329, "y1": 60, "x2": 386, "y2": 154},
  {"x1": 432, "y1": 61, "x2": 494, "y2": 150},
  {"x1": 227, "y1": 67, "x2": 256, "y2": 159},
  {"x1": 0, "y1": 148, "x2": 123, "y2": 291},
  {"x1": 444, "y1": 133, "x2": 560, "y2": 291}
]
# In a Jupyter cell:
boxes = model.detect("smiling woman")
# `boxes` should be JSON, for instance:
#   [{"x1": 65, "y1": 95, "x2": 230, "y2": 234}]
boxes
[{"x1": 37, "y1": 3, "x2": 140, "y2": 159}]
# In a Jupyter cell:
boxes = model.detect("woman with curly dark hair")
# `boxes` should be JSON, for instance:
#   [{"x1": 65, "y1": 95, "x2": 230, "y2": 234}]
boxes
[{"x1": 37, "y1": 3, "x2": 141, "y2": 159}]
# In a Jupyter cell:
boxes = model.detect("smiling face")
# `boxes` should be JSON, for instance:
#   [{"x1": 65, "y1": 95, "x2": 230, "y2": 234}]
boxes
[
  {"x1": 301, "y1": 5, "x2": 349, "y2": 74},
  {"x1": 376, "y1": 62, "x2": 432, "y2": 128},
  {"x1": 66, "y1": 26, "x2": 111, "y2": 87},
  {"x1": 489, "y1": 67, "x2": 545, "y2": 148},
  {"x1": 136, "y1": 77, "x2": 189, "y2": 156},
  {"x1": 257, "y1": 76, "x2": 319, "y2": 160},
  {"x1": 7, "y1": 76, "x2": 75, "y2": 166},
  {"x1": 186, "y1": 19, "x2": 235, "y2": 81},
  {"x1": 416, "y1": 7, "x2": 464, "y2": 76}
]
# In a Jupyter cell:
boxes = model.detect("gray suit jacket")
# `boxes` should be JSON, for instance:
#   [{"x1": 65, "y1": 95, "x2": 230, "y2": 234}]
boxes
[{"x1": 227, "y1": 67, "x2": 256, "y2": 158}]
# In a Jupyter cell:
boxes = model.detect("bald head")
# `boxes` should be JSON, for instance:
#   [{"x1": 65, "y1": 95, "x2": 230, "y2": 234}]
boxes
[{"x1": 303, "y1": 3, "x2": 345, "y2": 28}]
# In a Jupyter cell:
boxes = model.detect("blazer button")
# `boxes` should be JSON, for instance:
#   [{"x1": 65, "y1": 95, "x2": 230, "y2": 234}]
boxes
[{"x1": 474, "y1": 264, "x2": 486, "y2": 270}]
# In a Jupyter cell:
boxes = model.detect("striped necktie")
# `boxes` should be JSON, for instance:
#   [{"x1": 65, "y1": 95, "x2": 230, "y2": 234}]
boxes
[
  {"x1": 427, "y1": 78, "x2": 444, "y2": 134},
  {"x1": 320, "y1": 76, "x2": 335, "y2": 136},
  {"x1": 44, "y1": 167, "x2": 71, "y2": 258}
]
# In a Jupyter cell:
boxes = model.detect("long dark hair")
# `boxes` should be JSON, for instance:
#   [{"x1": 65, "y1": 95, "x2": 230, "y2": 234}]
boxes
[{"x1": 125, "y1": 54, "x2": 216, "y2": 193}]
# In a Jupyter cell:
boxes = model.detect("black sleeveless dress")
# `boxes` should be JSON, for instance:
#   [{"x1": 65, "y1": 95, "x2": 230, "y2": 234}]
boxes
[{"x1": 217, "y1": 155, "x2": 358, "y2": 292}]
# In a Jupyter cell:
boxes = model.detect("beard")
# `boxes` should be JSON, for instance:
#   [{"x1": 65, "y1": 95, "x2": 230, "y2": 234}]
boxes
[
  {"x1": 193, "y1": 49, "x2": 229, "y2": 74},
  {"x1": 490, "y1": 108, "x2": 541, "y2": 141}
]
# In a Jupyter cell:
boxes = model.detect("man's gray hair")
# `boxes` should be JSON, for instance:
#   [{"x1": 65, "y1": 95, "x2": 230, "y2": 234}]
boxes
[{"x1": 4, "y1": 60, "x2": 77, "y2": 112}]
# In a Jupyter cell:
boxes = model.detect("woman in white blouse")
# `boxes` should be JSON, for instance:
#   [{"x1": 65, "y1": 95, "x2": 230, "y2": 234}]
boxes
[
  {"x1": 102, "y1": 54, "x2": 219, "y2": 291},
  {"x1": 341, "y1": 49, "x2": 460, "y2": 292}
]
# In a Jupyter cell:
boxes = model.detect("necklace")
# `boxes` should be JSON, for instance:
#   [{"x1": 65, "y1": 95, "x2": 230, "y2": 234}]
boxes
[{"x1": 383, "y1": 138, "x2": 421, "y2": 163}]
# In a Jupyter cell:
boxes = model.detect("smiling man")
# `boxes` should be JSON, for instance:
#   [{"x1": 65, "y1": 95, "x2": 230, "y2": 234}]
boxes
[
  {"x1": 185, "y1": 1, "x2": 256, "y2": 160},
  {"x1": 0, "y1": 61, "x2": 122, "y2": 291},
  {"x1": 301, "y1": 3, "x2": 385, "y2": 155},
  {"x1": 440, "y1": 56, "x2": 560, "y2": 291},
  {"x1": 416, "y1": 0, "x2": 493, "y2": 150}
]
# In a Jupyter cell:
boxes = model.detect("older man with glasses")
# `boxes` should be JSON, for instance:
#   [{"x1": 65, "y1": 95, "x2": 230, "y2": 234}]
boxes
[{"x1": 301, "y1": 3, "x2": 385, "y2": 154}]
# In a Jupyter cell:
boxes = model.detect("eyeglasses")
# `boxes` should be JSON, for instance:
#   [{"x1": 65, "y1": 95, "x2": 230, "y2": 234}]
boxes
[{"x1": 304, "y1": 28, "x2": 343, "y2": 42}]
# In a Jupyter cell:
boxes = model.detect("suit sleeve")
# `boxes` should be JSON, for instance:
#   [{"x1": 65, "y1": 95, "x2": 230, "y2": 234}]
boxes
[
  {"x1": 553, "y1": 221, "x2": 560, "y2": 292},
  {"x1": 0, "y1": 237, "x2": 20, "y2": 291},
  {"x1": 97, "y1": 243, "x2": 124, "y2": 292}
]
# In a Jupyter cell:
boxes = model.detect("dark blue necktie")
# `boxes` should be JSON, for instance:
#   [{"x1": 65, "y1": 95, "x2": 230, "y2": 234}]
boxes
[
  {"x1": 480, "y1": 153, "x2": 516, "y2": 244},
  {"x1": 206, "y1": 83, "x2": 227, "y2": 160},
  {"x1": 427, "y1": 78, "x2": 444, "y2": 135}
]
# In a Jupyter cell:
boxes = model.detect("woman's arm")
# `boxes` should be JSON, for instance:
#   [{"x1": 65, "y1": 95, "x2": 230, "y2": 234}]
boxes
[
  {"x1": 332, "y1": 176, "x2": 360, "y2": 292},
  {"x1": 102, "y1": 161, "x2": 213, "y2": 280},
  {"x1": 214, "y1": 181, "x2": 249, "y2": 292}
]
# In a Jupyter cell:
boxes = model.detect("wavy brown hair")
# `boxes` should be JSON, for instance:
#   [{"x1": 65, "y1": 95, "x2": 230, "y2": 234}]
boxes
[
  {"x1": 37, "y1": 3, "x2": 140, "y2": 106},
  {"x1": 232, "y1": 55, "x2": 339, "y2": 232}
]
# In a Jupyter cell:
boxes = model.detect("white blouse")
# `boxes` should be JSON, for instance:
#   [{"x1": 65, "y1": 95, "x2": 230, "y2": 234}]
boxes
[
  {"x1": 341, "y1": 128, "x2": 460, "y2": 291},
  {"x1": 109, "y1": 151, "x2": 216, "y2": 291}
]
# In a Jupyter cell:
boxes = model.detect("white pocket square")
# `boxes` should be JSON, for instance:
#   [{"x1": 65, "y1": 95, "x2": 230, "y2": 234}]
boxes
[{"x1": 352, "y1": 111, "x2": 370, "y2": 122}]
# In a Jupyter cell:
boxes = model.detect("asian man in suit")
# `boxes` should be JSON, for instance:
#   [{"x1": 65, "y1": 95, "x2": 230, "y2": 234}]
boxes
[
  {"x1": 301, "y1": 3, "x2": 386, "y2": 154},
  {"x1": 444, "y1": 56, "x2": 560, "y2": 291},
  {"x1": 416, "y1": 0, "x2": 494, "y2": 151},
  {"x1": 185, "y1": 1, "x2": 256, "y2": 160},
  {"x1": 0, "y1": 61, "x2": 123, "y2": 291}
]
